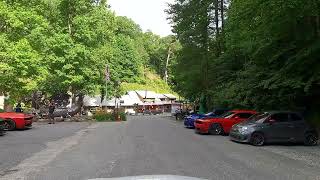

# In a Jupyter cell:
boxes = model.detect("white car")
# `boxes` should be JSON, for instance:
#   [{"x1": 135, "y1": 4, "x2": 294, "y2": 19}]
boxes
[{"x1": 125, "y1": 109, "x2": 136, "y2": 115}]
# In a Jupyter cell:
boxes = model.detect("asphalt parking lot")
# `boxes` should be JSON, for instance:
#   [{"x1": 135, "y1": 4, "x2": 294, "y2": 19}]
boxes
[
  {"x1": 0, "y1": 122, "x2": 90, "y2": 176},
  {"x1": 1, "y1": 116, "x2": 320, "y2": 180}
]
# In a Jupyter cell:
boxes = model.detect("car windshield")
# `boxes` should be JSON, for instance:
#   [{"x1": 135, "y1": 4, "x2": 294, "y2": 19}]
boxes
[{"x1": 247, "y1": 113, "x2": 270, "y2": 123}]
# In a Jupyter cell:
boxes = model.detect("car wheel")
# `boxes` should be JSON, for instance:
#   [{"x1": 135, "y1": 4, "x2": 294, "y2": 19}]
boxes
[
  {"x1": 209, "y1": 123, "x2": 224, "y2": 135},
  {"x1": 4, "y1": 119, "x2": 16, "y2": 131},
  {"x1": 250, "y1": 133, "x2": 265, "y2": 146},
  {"x1": 195, "y1": 129, "x2": 202, "y2": 135},
  {"x1": 0, "y1": 130, "x2": 5, "y2": 136},
  {"x1": 304, "y1": 132, "x2": 318, "y2": 146}
]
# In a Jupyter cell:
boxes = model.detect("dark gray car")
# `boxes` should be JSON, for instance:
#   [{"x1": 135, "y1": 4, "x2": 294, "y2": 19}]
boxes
[
  {"x1": 39, "y1": 106, "x2": 73, "y2": 118},
  {"x1": 229, "y1": 111, "x2": 318, "y2": 146}
]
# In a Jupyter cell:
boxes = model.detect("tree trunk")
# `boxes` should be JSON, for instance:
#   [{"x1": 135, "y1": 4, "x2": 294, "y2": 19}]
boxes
[
  {"x1": 164, "y1": 46, "x2": 172, "y2": 83},
  {"x1": 215, "y1": 0, "x2": 221, "y2": 56},
  {"x1": 67, "y1": 0, "x2": 73, "y2": 37},
  {"x1": 220, "y1": 0, "x2": 224, "y2": 32},
  {"x1": 214, "y1": 0, "x2": 219, "y2": 35},
  {"x1": 69, "y1": 93, "x2": 84, "y2": 116},
  {"x1": 316, "y1": 16, "x2": 320, "y2": 38}
]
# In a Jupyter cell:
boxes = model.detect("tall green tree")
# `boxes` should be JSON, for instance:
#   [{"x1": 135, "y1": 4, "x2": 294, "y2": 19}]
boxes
[{"x1": 169, "y1": 0, "x2": 320, "y2": 119}]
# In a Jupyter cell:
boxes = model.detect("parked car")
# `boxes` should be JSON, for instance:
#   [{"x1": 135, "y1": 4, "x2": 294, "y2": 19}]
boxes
[
  {"x1": 125, "y1": 109, "x2": 135, "y2": 115},
  {"x1": 0, "y1": 112, "x2": 33, "y2": 130},
  {"x1": 143, "y1": 109, "x2": 163, "y2": 115},
  {"x1": 143, "y1": 109, "x2": 152, "y2": 115},
  {"x1": 194, "y1": 110, "x2": 257, "y2": 135},
  {"x1": 175, "y1": 109, "x2": 192, "y2": 120},
  {"x1": 229, "y1": 111, "x2": 319, "y2": 146},
  {"x1": 53, "y1": 107, "x2": 72, "y2": 118},
  {"x1": 39, "y1": 106, "x2": 72, "y2": 118},
  {"x1": 0, "y1": 118, "x2": 6, "y2": 135},
  {"x1": 184, "y1": 109, "x2": 230, "y2": 128}
]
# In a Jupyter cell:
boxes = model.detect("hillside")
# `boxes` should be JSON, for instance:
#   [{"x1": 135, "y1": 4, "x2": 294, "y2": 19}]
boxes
[{"x1": 121, "y1": 70, "x2": 178, "y2": 96}]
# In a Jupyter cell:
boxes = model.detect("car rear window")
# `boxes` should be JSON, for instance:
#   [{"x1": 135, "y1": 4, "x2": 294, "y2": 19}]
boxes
[
  {"x1": 290, "y1": 113, "x2": 303, "y2": 121},
  {"x1": 247, "y1": 113, "x2": 269, "y2": 123},
  {"x1": 271, "y1": 113, "x2": 290, "y2": 122},
  {"x1": 237, "y1": 113, "x2": 254, "y2": 119},
  {"x1": 220, "y1": 111, "x2": 234, "y2": 118}
]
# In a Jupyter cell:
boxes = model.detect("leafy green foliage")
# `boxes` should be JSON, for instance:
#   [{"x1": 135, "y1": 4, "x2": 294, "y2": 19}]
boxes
[
  {"x1": 94, "y1": 111, "x2": 127, "y2": 122},
  {"x1": 0, "y1": 0, "x2": 179, "y2": 103},
  {"x1": 168, "y1": 0, "x2": 320, "y2": 115}
]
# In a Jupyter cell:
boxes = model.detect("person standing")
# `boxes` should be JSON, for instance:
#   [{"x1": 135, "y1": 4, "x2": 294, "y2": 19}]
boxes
[
  {"x1": 48, "y1": 101, "x2": 55, "y2": 124},
  {"x1": 15, "y1": 103, "x2": 22, "y2": 113}
]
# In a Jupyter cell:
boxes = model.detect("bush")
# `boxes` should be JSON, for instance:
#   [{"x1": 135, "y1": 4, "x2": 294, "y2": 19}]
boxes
[
  {"x1": 119, "y1": 112, "x2": 127, "y2": 121},
  {"x1": 0, "y1": 109, "x2": 4, "y2": 113},
  {"x1": 93, "y1": 111, "x2": 127, "y2": 122}
]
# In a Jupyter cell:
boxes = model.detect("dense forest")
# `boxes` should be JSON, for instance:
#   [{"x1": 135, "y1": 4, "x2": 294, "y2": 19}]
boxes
[
  {"x1": 0, "y1": 0, "x2": 180, "y2": 105},
  {"x1": 167, "y1": 0, "x2": 320, "y2": 121}
]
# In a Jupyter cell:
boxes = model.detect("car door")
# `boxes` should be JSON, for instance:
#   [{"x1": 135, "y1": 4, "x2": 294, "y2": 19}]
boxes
[
  {"x1": 267, "y1": 113, "x2": 293, "y2": 142},
  {"x1": 289, "y1": 113, "x2": 307, "y2": 141}
]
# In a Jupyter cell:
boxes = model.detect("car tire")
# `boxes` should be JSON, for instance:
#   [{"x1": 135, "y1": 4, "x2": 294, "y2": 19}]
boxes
[
  {"x1": 250, "y1": 132, "x2": 265, "y2": 146},
  {"x1": 4, "y1": 119, "x2": 16, "y2": 131},
  {"x1": 195, "y1": 129, "x2": 202, "y2": 135},
  {"x1": 304, "y1": 132, "x2": 318, "y2": 146},
  {"x1": 0, "y1": 130, "x2": 5, "y2": 136},
  {"x1": 209, "y1": 123, "x2": 224, "y2": 135}
]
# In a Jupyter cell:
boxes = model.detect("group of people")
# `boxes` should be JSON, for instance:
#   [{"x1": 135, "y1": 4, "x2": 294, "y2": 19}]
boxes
[{"x1": 15, "y1": 101, "x2": 56, "y2": 124}]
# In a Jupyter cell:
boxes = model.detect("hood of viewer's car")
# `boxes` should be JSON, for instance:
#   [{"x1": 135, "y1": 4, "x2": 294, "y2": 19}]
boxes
[{"x1": 89, "y1": 175, "x2": 207, "y2": 180}]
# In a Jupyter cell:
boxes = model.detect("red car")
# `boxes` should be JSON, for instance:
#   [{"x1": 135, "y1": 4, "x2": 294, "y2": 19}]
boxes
[
  {"x1": 194, "y1": 110, "x2": 257, "y2": 135},
  {"x1": 0, "y1": 112, "x2": 33, "y2": 130}
]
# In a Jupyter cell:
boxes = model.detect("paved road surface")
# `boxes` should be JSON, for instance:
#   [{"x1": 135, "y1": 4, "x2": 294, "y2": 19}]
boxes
[
  {"x1": 0, "y1": 122, "x2": 90, "y2": 176},
  {"x1": 1, "y1": 116, "x2": 320, "y2": 180}
]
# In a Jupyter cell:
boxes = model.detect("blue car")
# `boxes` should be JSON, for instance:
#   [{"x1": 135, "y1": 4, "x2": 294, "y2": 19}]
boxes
[{"x1": 183, "y1": 109, "x2": 230, "y2": 128}]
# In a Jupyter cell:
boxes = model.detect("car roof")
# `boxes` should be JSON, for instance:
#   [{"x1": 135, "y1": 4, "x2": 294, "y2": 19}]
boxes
[
  {"x1": 264, "y1": 111, "x2": 301, "y2": 115},
  {"x1": 231, "y1": 110, "x2": 257, "y2": 113}
]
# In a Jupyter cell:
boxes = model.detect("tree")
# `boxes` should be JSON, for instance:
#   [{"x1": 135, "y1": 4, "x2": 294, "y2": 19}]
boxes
[
  {"x1": 0, "y1": 0, "x2": 178, "y2": 107},
  {"x1": 169, "y1": 0, "x2": 320, "y2": 120}
]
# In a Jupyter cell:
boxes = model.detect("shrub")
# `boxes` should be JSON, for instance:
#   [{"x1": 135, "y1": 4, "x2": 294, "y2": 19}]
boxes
[
  {"x1": 119, "y1": 112, "x2": 127, "y2": 121},
  {"x1": 94, "y1": 112, "x2": 115, "y2": 122},
  {"x1": 0, "y1": 109, "x2": 4, "y2": 113},
  {"x1": 93, "y1": 111, "x2": 127, "y2": 122}
]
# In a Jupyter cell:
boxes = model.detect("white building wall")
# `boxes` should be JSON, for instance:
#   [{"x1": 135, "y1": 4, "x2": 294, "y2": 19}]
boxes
[{"x1": 0, "y1": 96, "x2": 4, "y2": 110}]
